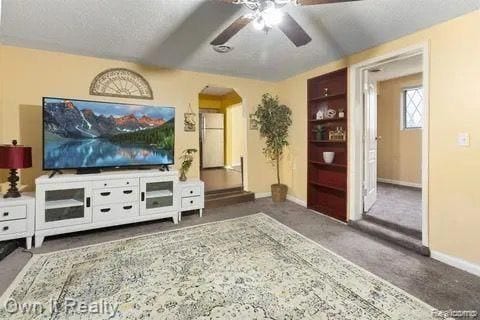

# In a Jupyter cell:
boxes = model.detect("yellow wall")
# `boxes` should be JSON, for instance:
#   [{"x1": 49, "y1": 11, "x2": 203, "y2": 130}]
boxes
[
  {"x1": 198, "y1": 94, "x2": 223, "y2": 110},
  {"x1": 278, "y1": 10, "x2": 480, "y2": 265},
  {"x1": 226, "y1": 104, "x2": 246, "y2": 167},
  {"x1": 0, "y1": 46, "x2": 277, "y2": 194},
  {"x1": 0, "y1": 46, "x2": 6, "y2": 185},
  {"x1": 198, "y1": 91, "x2": 242, "y2": 110},
  {"x1": 377, "y1": 73, "x2": 422, "y2": 185}
]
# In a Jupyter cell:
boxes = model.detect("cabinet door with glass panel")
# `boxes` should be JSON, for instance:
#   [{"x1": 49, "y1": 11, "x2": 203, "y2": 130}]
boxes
[
  {"x1": 140, "y1": 177, "x2": 177, "y2": 215},
  {"x1": 36, "y1": 182, "x2": 92, "y2": 230}
]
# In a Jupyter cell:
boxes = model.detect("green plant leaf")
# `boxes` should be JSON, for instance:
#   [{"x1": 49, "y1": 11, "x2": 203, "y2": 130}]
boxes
[{"x1": 254, "y1": 93, "x2": 292, "y2": 185}]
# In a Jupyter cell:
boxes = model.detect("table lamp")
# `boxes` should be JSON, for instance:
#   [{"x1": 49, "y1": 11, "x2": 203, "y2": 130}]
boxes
[{"x1": 0, "y1": 140, "x2": 32, "y2": 198}]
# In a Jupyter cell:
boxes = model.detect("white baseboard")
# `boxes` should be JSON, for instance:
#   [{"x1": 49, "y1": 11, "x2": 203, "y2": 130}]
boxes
[
  {"x1": 254, "y1": 193, "x2": 308, "y2": 208},
  {"x1": 224, "y1": 164, "x2": 241, "y2": 169},
  {"x1": 286, "y1": 195, "x2": 307, "y2": 207},
  {"x1": 255, "y1": 192, "x2": 271, "y2": 199},
  {"x1": 377, "y1": 178, "x2": 421, "y2": 189},
  {"x1": 431, "y1": 250, "x2": 480, "y2": 277}
]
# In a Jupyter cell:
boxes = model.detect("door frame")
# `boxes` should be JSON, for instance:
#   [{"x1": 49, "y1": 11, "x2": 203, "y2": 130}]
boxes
[
  {"x1": 347, "y1": 42, "x2": 430, "y2": 247},
  {"x1": 197, "y1": 86, "x2": 249, "y2": 191},
  {"x1": 362, "y1": 78, "x2": 378, "y2": 213}
]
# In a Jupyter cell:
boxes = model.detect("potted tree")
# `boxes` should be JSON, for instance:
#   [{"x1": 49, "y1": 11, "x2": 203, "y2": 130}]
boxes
[
  {"x1": 179, "y1": 148, "x2": 197, "y2": 181},
  {"x1": 254, "y1": 93, "x2": 292, "y2": 202}
]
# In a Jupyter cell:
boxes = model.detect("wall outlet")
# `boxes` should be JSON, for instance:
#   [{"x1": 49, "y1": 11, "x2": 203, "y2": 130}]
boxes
[{"x1": 457, "y1": 133, "x2": 470, "y2": 146}]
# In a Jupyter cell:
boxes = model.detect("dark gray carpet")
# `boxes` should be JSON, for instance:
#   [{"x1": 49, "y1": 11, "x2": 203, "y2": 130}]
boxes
[
  {"x1": 0, "y1": 240, "x2": 18, "y2": 261},
  {"x1": 0, "y1": 198, "x2": 479, "y2": 312},
  {"x1": 366, "y1": 182, "x2": 422, "y2": 232}
]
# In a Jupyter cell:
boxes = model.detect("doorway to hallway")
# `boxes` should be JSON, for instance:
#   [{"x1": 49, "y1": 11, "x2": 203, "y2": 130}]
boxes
[{"x1": 349, "y1": 46, "x2": 429, "y2": 255}]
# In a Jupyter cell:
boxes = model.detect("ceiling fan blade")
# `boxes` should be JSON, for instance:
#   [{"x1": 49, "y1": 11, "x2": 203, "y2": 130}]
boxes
[
  {"x1": 210, "y1": 15, "x2": 253, "y2": 46},
  {"x1": 296, "y1": 0, "x2": 362, "y2": 5},
  {"x1": 277, "y1": 13, "x2": 312, "y2": 47}
]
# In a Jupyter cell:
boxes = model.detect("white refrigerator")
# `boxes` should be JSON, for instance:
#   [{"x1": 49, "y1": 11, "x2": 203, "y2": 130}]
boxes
[{"x1": 201, "y1": 113, "x2": 224, "y2": 168}]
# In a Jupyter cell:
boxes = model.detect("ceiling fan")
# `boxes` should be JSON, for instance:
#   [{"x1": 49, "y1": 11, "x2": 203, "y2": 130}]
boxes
[{"x1": 211, "y1": 0, "x2": 361, "y2": 48}]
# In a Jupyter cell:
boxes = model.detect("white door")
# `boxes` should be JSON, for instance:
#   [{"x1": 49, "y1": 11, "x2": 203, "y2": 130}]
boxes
[
  {"x1": 363, "y1": 71, "x2": 378, "y2": 212},
  {"x1": 202, "y1": 129, "x2": 224, "y2": 168}
]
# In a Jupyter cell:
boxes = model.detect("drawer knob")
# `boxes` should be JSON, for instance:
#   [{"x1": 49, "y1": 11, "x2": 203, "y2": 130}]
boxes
[
  {"x1": 3, "y1": 212, "x2": 8, "y2": 217},
  {"x1": 190, "y1": 190, "x2": 193, "y2": 194},
  {"x1": 123, "y1": 190, "x2": 133, "y2": 194},
  {"x1": 100, "y1": 208, "x2": 111, "y2": 213},
  {"x1": 100, "y1": 192, "x2": 111, "y2": 196},
  {"x1": 127, "y1": 182, "x2": 130, "y2": 185},
  {"x1": 123, "y1": 205, "x2": 133, "y2": 210},
  {"x1": 2, "y1": 226, "x2": 9, "y2": 231},
  {"x1": 190, "y1": 200, "x2": 194, "y2": 204}
]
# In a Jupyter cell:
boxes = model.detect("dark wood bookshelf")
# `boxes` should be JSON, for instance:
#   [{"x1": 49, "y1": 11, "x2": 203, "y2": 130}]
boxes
[
  {"x1": 309, "y1": 181, "x2": 346, "y2": 193},
  {"x1": 309, "y1": 140, "x2": 346, "y2": 144},
  {"x1": 309, "y1": 118, "x2": 346, "y2": 124},
  {"x1": 308, "y1": 161, "x2": 347, "y2": 169},
  {"x1": 308, "y1": 92, "x2": 346, "y2": 102},
  {"x1": 307, "y1": 68, "x2": 348, "y2": 222}
]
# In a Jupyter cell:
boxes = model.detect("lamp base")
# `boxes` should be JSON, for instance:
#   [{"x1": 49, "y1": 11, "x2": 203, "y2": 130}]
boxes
[{"x1": 4, "y1": 169, "x2": 21, "y2": 198}]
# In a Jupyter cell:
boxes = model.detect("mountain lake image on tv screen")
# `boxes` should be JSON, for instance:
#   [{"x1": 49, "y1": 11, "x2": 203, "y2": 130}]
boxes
[{"x1": 43, "y1": 98, "x2": 175, "y2": 169}]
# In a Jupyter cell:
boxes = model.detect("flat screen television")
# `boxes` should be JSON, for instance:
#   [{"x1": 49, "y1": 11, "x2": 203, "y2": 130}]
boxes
[{"x1": 43, "y1": 97, "x2": 175, "y2": 172}]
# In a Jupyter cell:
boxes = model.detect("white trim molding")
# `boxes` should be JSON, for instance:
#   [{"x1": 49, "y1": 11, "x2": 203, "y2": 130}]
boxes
[
  {"x1": 377, "y1": 178, "x2": 422, "y2": 189},
  {"x1": 348, "y1": 42, "x2": 430, "y2": 247},
  {"x1": 431, "y1": 251, "x2": 480, "y2": 277},
  {"x1": 286, "y1": 195, "x2": 307, "y2": 207},
  {"x1": 255, "y1": 192, "x2": 271, "y2": 199}
]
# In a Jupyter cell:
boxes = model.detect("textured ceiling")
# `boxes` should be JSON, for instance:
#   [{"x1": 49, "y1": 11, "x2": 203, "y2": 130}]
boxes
[
  {"x1": 0, "y1": 0, "x2": 478, "y2": 81},
  {"x1": 369, "y1": 54, "x2": 423, "y2": 82}
]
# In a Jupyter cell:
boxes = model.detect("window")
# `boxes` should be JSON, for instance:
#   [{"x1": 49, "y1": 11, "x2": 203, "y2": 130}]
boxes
[{"x1": 402, "y1": 87, "x2": 423, "y2": 129}]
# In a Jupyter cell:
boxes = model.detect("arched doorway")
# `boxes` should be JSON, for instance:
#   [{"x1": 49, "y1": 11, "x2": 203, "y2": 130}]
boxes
[{"x1": 198, "y1": 86, "x2": 254, "y2": 207}]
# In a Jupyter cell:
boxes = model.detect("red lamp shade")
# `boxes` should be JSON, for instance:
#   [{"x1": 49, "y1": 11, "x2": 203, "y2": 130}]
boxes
[{"x1": 0, "y1": 141, "x2": 32, "y2": 169}]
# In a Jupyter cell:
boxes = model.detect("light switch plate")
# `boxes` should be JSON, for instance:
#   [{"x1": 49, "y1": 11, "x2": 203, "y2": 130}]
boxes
[{"x1": 457, "y1": 133, "x2": 470, "y2": 146}]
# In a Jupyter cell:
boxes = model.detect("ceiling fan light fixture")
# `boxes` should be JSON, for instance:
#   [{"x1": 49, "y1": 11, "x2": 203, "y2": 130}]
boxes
[
  {"x1": 253, "y1": 16, "x2": 266, "y2": 30},
  {"x1": 263, "y1": 8, "x2": 283, "y2": 26}
]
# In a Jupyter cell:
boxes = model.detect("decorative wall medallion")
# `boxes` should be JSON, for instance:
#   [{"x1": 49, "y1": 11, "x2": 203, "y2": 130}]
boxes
[{"x1": 89, "y1": 68, "x2": 154, "y2": 100}]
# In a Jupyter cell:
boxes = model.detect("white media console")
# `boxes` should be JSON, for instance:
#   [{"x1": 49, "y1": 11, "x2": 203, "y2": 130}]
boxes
[{"x1": 35, "y1": 169, "x2": 203, "y2": 248}]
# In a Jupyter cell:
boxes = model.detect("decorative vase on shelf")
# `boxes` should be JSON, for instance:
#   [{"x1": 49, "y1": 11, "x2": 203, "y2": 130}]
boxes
[{"x1": 323, "y1": 152, "x2": 335, "y2": 164}]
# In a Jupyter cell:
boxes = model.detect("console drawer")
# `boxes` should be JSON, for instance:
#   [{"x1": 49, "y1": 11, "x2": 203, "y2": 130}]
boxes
[
  {"x1": 93, "y1": 203, "x2": 138, "y2": 223},
  {"x1": 0, "y1": 205, "x2": 26, "y2": 221},
  {"x1": 93, "y1": 178, "x2": 138, "y2": 189},
  {"x1": 181, "y1": 186, "x2": 201, "y2": 197},
  {"x1": 0, "y1": 219, "x2": 27, "y2": 235},
  {"x1": 93, "y1": 187, "x2": 139, "y2": 206},
  {"x1": 181, "y1": 196, "x2": 202, "y2": 209}
]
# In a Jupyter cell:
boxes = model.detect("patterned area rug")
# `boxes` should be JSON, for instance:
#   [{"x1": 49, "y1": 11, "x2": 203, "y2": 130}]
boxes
[{"x1": 0, "y1": 213, "x2": 435, "y2": 319}]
